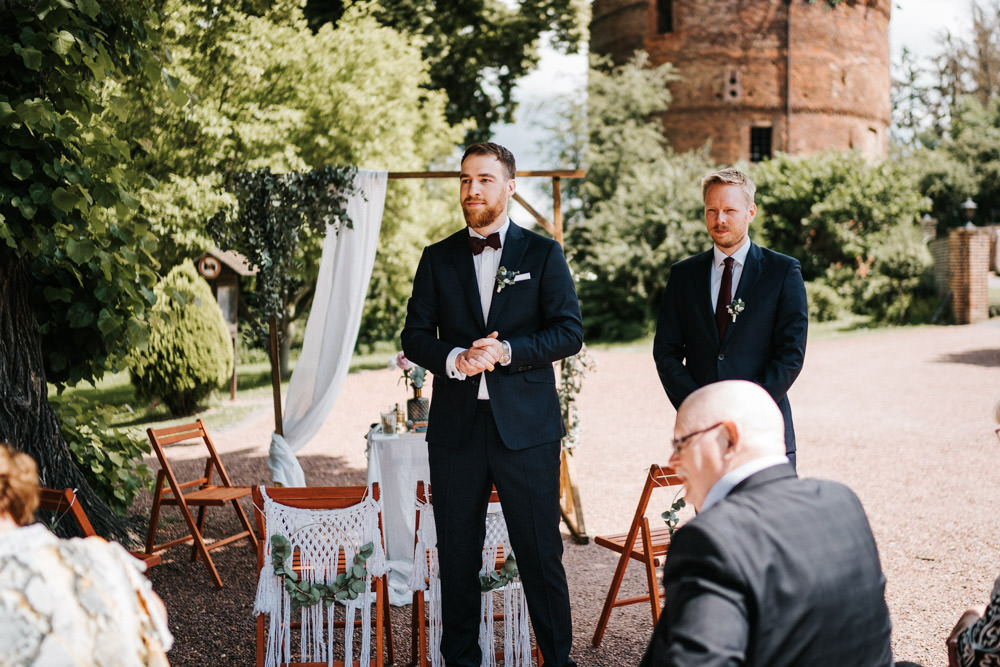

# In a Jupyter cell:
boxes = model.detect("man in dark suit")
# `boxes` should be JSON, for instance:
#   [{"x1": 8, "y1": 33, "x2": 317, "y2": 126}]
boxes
[
  {"x1": 401, "y1": 142, "x2": 582, "y2": 667},
  {"x1": 653, "y1": 168, "x2": 807, "y2": 466},
  {"x1": 640, "y1": 380, "x2": 894, "y2": 667}
]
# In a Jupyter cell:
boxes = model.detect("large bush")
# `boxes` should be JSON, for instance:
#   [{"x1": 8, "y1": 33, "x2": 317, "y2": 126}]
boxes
[
  {"x1": 753, "y1": 151, "x2": 935, "y2": 323},
  {"x1": 131, "y1": 262, "x2": 233, "y2": 414}
]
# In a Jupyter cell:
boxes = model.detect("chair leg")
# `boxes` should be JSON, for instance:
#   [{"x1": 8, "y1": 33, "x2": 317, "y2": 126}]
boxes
[
  {"x1": 591, "y1": 545, "x2": 632, "y2": 646},
  {"x1": 640, "y1": 517, "x2": 661, "y2": 624},
  {"x1": 175, "y1": 501, "x2": 224, "y2": 588},
  {"x1": 144, "y1": 472, "x2": 166, "y2": 555},
  {"x1": 190, "y1": 504, "x2": 208, "y2": 562},
  {"x1": 413, "y1": 590, "x2": 427, "y2": 667},
  {"x1": 381, "y1": 576, "x2": 394, "y2": 666}
]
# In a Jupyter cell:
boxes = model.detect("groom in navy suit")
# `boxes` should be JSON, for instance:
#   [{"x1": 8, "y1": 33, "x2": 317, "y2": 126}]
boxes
[
  {"x1": 401, "y1": 142, "x2": 582, "y2": 666},
  {"x1": 653, "y1": 168, "x2": 807, "y2": 465}
]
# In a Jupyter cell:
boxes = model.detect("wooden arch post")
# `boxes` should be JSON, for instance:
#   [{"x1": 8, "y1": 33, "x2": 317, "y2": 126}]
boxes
[{"x1": 268, "y1": 169, "x2": 589, "y2": 541}]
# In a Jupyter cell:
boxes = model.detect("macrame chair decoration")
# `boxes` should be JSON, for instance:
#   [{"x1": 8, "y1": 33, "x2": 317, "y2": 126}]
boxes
[
  {"x1": 408, "y1": 481, "x2": 535, "y2": 667},
  {"x1": 252, "y1": 484, "x2": 392, "y2": 667}
]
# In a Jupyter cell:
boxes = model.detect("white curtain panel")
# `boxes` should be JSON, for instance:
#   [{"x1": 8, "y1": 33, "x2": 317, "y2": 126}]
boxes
[{"x1": 268, "y1": 169, "x2": 388, "y2": 486}]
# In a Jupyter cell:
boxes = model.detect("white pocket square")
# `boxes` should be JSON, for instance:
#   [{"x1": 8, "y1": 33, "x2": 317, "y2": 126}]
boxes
[{"x1": 514, "y1": 272, "x2": 531, "y2": 282}]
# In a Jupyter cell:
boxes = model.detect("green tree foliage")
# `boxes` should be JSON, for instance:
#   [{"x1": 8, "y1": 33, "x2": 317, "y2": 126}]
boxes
[
  {"x1": 1, "y1": 0, "x2": 163, "y2": 539},
  {"x1": 304, "y1": 0, "x2": 587, "y2": 144},
  {"x1": 752, "y1": 151, "x2": 935, "y2": 323},
  {"x1": 131, "y1": 262, "x2": 234, "y2": 415},
  {"x1": 130, "y1": 0, "x2": 462, "y2": 349},
  {"x1": 558, "y1": 54, "x2": 715, "y2": 340}
]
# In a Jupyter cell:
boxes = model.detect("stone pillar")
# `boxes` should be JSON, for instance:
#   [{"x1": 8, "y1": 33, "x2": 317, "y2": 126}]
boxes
[{"x1": 948, "y1": 228, "x2": 990, "y2": 324}]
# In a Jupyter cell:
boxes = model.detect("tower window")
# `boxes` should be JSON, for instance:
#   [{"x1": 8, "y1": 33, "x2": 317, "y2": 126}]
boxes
[
  {"x1": 750, "y1": 127, "x2": 772, "y2": 162},
  {"x1": 657, "y1": 0, "x2": 673, "y2": 33}
]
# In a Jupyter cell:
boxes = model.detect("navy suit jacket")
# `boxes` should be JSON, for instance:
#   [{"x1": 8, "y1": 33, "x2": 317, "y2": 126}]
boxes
[
  {"x1": 640, "y1": 464, "x2": 894, "y2": 667},
  {"x1": 401, "y1": 222, "x2": 583, "y2": 450},
  {"x1": 653, "y1": 243, "x2": 807, "y2": 452}
]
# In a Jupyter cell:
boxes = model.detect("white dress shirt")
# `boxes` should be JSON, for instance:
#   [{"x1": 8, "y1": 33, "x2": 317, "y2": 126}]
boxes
[
  {"x1": 445, "y1": 220, "x2": 512, "y2": 399},
  {"x1": 710, "y1": 238, "x2": 751, "y2": 311}
]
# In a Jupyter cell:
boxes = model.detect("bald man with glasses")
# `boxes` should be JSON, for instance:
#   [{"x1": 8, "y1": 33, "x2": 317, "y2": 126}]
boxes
[{"x1": 640, "y1": 380, "x2": 895, "y2": 667}]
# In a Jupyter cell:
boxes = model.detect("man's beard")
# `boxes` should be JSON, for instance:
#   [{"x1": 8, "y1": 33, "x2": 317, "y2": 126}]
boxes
[{"x1": 462, "y1": 198, "x2": 506, "y2": 229}]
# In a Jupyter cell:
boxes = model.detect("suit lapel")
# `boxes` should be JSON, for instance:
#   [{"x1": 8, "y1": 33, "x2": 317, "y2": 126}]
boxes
[
  {"x1": 721, "y1": 242, "x2": 761, "y2": 346},
  {"x1": 689, "y1": 250, "x2": 717, "y2": 340},
  {"x1": 448, "y1": 229, "x2": 487, "y2": 330},
  {"x1": 486, "y1": 222, "x2": 528, "y2": 330}
]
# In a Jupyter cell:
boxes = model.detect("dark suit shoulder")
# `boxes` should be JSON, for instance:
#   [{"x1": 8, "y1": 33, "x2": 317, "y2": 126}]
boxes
[
  {"x1": 671, "y1": 248, "x2": 713, "y2": 271},
  {"x1": 424, "y1": 227, "x2": 470, "y2": 254},
  {"x1": 754, "y1": 244, "x2": 801, "y2": 269}
]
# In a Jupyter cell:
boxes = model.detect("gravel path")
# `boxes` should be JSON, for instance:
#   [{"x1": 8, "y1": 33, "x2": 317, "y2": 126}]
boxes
[{"x1": 144, "y1": 320, "x2": 1000, "y2": 666}]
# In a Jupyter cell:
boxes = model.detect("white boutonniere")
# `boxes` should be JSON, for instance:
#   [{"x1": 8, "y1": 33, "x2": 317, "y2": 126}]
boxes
[
  {"x1": 727, "y1": 298, "x2": 745, "y2": 322},
  {"x1": 495, "y1": 266, "x2": 520, "y2": 293}
]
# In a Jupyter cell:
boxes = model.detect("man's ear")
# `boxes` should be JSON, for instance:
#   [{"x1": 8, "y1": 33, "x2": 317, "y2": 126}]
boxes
[{"x1": 720, "y1": 420, "x2": 739, "y2": 453}]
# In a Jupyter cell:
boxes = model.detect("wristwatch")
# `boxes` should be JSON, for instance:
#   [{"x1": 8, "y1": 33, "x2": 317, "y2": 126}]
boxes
[{"x1": 499, "y1": 340, "x2": 512, "y2": 366}]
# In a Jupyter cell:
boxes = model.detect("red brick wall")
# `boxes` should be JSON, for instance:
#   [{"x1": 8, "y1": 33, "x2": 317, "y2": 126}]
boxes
[
  {"x1": 948, "y1": 228, "x2": 991, "y2": 324},
  {"x1": 591, "y1": 0, "x2": 891, "y2": 164}
]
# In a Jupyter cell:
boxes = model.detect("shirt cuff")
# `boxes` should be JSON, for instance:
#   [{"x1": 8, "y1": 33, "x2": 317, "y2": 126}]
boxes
[{"x1": 446, "y1": 347, "x2": 467, "y2": 380}]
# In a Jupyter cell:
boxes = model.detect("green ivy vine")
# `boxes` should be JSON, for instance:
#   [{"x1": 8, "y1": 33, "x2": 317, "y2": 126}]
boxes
[{"x1": 661, "y1": 494, "x2": 687, "y2": 537}]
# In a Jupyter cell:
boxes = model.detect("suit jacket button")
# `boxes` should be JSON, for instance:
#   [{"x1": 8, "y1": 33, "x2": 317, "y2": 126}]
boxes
[{"x1": 717, "y1": 353, "x2": 725, "y2": 361}]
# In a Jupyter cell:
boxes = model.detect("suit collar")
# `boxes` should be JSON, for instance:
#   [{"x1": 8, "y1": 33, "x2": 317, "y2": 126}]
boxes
[
  {"x1": 700, "y1": 455, "x2": 791, "y2": 511},
  {"x1": 448, "y1": 228, "x2": 487, "y2": 329},
  {"x1": 486, "y1": 221, "x2": 528, "y2": 329},
  {"x1": 729, "y1": 461, "x2": 797, "y2": 496}
]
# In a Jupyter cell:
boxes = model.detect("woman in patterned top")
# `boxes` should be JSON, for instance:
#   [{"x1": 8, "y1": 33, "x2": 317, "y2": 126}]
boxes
[
  {"x1": 950, "y1": 574, "x2": 1000, "y2": 667},
  {"x1": 0, "y1": 443, "x2": 173, "y2": 666}
]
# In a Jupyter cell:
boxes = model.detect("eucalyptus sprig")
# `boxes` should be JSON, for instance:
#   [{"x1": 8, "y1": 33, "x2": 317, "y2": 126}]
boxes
[
  {"x1": 480, "y1": 553, "x2": 519, "y2": 592},
  {"x1": 661, "y1": 494, "x2": 687, "y2": 537},
  {"x1": 270, "y1": 535, "x2": 374, "y2": 610}
]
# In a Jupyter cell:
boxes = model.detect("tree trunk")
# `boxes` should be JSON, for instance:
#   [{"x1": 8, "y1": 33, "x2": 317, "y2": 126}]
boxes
[{"x1": 0, "y1": 257, "x2": 130, "y2": 542}]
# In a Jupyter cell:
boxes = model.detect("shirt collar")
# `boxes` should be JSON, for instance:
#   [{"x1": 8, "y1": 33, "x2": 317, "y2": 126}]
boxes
[
  {"x1": 699, "y1": 454, "x2": 789, "y2": 512},
  {"x1": 713, "y1": 237, "x2": 751, "y2": 268},
  {"x1": 468, "y1": 219, "x2": 510, "y2": 244}
]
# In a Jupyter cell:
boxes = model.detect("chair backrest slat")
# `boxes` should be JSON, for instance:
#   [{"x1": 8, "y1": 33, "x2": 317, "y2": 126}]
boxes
[{"x1": 37, "y1": 487, "x2": 97, "y2": 536}]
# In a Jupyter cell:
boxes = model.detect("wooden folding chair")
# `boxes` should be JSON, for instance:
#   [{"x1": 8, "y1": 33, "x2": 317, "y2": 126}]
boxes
[
  {"x1": 410, "y1": 481, "x2": 539, "y2": 667},
  {"x1": 591, "y1": 464, "x2": 685, "y2": 647},
  {"x1": 252, "y1": 484, "x2": 394, "y2": 667},
  {"x1": 38, "y1": 487, "x2": 162, "y2": 568},
  {"x1": 143, "y1": 419, "x2": 258, "y2": 588}
]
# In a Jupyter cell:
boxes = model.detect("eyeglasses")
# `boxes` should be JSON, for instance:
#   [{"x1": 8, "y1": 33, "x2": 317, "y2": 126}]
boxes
[{"x1": 670, "y1": 422, "x2": 724, "y2": 457}]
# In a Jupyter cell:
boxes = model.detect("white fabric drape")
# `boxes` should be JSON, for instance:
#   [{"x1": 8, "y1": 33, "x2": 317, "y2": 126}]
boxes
[{"x1": 268, "y1": 169, "x2": 388, "y2": 486}]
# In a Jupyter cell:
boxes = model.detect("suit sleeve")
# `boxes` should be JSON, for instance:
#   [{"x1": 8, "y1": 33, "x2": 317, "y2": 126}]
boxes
[
  {"x1": 400, "y1": 247, "x2": 456, "y2": 378},
  {"x1": 758, "y1": 258, "x2": 808, "y2": 402},
  {"x1": 640, "y1": 524, "x2": 750, "y2": 667},
  {"x1": 652, "y1": 272, "x2": 700, "y2": 410},
  {"x1": 505, "y1": 241, "x2": 583, "y2": 369}
]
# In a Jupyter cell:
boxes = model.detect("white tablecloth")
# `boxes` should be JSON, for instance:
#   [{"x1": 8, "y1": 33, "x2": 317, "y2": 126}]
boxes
[{"x1": 366, "y1": 426, "x2": 429, "y2": 606}]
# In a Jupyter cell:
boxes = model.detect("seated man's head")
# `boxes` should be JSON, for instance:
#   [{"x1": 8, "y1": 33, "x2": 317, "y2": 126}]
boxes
[
  {"x1": 0, "y1": 443, "x2": 39, "y2": 528},
  {"x1": 670, "y1": 380, "x2": 785, "y2": 511}
]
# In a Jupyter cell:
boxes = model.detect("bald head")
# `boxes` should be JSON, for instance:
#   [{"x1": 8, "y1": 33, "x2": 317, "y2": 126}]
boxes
[
  {"x1": 670, "y1": 381, "x2": 786, "y2": 511},
  {"x1": 681, "y1": 381, "x2": 785, "y2": 460}
]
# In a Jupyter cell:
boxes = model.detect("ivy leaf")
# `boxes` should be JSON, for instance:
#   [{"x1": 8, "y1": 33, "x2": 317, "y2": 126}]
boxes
[{"x1": 11, "y1": 158, "x2": 33, "y2": 180}]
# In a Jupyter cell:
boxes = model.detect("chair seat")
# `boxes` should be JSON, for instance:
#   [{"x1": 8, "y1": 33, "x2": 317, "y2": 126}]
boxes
[
  {"x1": 594, "y1": 525, "x2": 671, "y2": 564},
  {"x1": 162, "y1": 485, "x2": 253, "y2": 506}
]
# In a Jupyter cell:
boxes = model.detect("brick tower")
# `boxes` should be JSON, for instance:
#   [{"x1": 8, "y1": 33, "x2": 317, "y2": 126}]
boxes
[{"x1": 590, "y1": 0, "x2": 891, "y2": 164}]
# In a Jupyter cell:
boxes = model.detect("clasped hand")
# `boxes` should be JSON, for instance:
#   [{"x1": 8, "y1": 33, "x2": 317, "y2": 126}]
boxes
[{"x1": 456, "y1": 331, "x2": 503, "y2": 377}]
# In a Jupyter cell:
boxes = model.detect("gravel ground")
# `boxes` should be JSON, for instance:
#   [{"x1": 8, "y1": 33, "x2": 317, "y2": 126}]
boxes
[{"x1": 139, "y1": 319, "x2": 1000, "y2": 666}]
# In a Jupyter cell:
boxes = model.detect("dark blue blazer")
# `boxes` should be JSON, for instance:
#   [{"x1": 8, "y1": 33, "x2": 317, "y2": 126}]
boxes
[
  {"x1": 653, "y1": 242, "x2": 807, "y2": 452},
  {"x1": 401, "y1": 222, "x2": 583, "y2": 450},
  {"x1": 640, "y1": 464, "x2": 894, "y2": 667}
]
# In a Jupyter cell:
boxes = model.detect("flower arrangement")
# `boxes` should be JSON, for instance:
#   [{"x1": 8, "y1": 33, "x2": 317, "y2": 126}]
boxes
[
  {"x1": 726, "y1": 298, "x2": 745, "y2": 322},
  {"x1": 392, "y1": 351, "x2": 426, "y2": 398},
  {"x1": 495, "y1": 266, "x2": 520, "y2": 293}
]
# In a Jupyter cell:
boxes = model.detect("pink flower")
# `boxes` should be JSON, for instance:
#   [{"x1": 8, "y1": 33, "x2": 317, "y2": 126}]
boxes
[{"x1": 395, "y1": 351, "x2": 415, "y2": 371}]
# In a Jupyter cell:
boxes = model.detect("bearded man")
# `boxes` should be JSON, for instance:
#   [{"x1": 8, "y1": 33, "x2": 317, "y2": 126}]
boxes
[{"x1": 401, "y1": 142, "x2": 583, "y2": 666}]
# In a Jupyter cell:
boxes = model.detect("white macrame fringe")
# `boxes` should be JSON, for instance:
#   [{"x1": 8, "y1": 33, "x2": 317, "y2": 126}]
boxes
[
  {"x1": 253, "y1": 485, "x2": 386, "y2": 667},
  {"x1": 411, "y1": 497, "x2": 534, "y2": 666}
]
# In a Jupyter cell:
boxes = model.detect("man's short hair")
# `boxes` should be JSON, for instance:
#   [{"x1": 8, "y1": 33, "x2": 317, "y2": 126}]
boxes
[
  {"x1": 462, "y1": 142, "x2": 516, "y2": 180},
  {"x1": 702, "y1": 167, "x2": 756, "y2": 207}
]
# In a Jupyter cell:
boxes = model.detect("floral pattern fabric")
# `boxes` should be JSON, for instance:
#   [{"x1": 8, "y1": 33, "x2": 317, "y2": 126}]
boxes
[
  {"x1": 0, "y1": 524, "x2": 172, "y2": 666},
  {"x1": 959, "y1": 574, "x2": 1000, "y2": 667}
]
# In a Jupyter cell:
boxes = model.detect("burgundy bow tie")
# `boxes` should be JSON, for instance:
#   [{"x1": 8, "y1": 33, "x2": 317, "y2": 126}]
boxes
[{"x1": 468, "y1": 232, "x2": 501, "y2": 255}]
